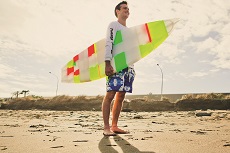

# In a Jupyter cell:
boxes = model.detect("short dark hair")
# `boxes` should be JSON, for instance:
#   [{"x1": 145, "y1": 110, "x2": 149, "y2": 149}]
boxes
[{"x1": 114, "y1": 1, "x2": 128, "y2": 17}]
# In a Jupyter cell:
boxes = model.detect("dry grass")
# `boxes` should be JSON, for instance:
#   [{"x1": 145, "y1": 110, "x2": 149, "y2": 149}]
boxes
[
  {"x1": 1, "y1": 93, "x2": 230, "y2": 111},
  {"x1": 181, "y1": 93, "x2": 229, "y2": 100},
  {"x1": 1, "y1": 95, "x2": 103, "y2": 111}
]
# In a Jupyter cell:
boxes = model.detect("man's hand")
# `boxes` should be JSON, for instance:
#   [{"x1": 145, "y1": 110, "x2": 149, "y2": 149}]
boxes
[{"x1": 105, "y1": 61, "x2": 114, "y2": 76}]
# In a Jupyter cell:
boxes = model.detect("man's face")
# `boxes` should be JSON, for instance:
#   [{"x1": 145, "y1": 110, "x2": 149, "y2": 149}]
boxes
[{"x1": 117, "y1": 4, "x2": 129, "y2": 18}]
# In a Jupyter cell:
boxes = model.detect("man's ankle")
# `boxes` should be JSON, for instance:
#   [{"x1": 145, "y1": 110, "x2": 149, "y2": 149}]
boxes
[
  {"x1": 111, "y1": 125, "x2": 118, "y2": 129},
  {"x1": 104, "y1": 125, "x2": 110, "y2": 130}
]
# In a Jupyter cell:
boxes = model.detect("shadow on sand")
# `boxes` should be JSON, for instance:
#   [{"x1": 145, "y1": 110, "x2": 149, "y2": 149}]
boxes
[{"x1": 98, "y1": 135, "x2": 155, "y2": 153}]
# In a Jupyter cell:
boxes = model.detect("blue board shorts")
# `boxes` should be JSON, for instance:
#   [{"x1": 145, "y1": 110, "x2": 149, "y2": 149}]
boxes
[{"x1": 106, "y1": 67, "x2": 135, "y2": 93}]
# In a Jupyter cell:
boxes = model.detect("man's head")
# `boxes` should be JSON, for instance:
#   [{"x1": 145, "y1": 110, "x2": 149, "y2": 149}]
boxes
[{"x1": 114, "y1": 1, "x2": 129, "y2": 18}]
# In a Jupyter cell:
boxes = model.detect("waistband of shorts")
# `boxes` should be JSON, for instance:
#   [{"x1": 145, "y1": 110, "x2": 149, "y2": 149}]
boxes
[{"x1": 122, "y1": 67, "x2": 134, "y2": 72}]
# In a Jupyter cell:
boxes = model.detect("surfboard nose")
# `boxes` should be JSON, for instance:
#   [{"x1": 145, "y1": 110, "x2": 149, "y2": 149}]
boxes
[
  {"x1": 164, "y1": 18, "x2": 180, "y2": 34},
  {"x1": 172, "y1": 18, "x2": 180, "y2": 23}
]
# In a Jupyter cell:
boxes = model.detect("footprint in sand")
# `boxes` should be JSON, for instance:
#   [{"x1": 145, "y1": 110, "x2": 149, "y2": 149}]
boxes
[{"x1": 50, "y1": 146, "x2": 64, "y2": 148}]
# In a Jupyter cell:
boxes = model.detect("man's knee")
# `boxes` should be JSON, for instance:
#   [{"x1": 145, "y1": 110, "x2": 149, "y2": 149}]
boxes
[
  {"x1": 104, "y1": 91, "x2": 116, "y2": 102},
  {"x1": 116, "y1": 92, "x2": 126, "y2": 100}
]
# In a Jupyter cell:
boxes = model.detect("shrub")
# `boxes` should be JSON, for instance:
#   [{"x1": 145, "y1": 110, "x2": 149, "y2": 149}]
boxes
[
  {"x1": 181, "y1": 94, "x2": 194, "y2": 100},
  {"x1": 162, "y1": 96, "x2": 169, "y2": 101},
  {"x1": 181, "y1": 93, "x2": 226, "y2": 100},
  {"x1": 224, "y1": 94, "x2": 230, "y2": 99}
]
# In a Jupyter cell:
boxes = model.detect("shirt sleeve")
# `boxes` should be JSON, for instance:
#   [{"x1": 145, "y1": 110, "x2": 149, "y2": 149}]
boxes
[{"x1": 105, "y1": 22, "x2": 117, "y2": 61}]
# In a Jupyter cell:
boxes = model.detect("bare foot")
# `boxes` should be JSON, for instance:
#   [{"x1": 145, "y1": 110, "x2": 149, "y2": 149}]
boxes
[
  {"x1": 103, "y1": 129, "x2": 117, "y2": 136},
  {"x1": 111, "y1": 126, "x2": 129, "y2": 134}
]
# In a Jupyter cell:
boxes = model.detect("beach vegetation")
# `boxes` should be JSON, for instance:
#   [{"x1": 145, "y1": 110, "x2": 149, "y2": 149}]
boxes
[
  {"x1": 180, "y1": 93, "x2": 229, "y2": 100},
  {"x1": 1, "y1": 93, "x2": 229, "y2": 111}
]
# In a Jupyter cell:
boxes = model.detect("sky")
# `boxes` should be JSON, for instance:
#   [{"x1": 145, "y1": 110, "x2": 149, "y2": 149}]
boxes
[{"x1": 0, "y1": 0, "x2": 230, "y2": 98}]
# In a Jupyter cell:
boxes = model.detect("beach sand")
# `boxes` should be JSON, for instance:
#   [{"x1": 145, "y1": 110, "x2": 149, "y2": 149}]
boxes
[{"x1": 0, "y1": 110, "x2": 229, "y2": 153}]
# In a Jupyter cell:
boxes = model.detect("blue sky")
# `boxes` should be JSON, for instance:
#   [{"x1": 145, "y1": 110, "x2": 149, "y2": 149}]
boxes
[{"x1": 0, "y1": 0, "x2": 230, "y2": 98}]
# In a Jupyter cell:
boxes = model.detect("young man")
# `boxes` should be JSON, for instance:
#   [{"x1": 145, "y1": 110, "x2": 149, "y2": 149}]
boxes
[{"x1": 102, "y1": 1, "x2": 135, "y2": 136}]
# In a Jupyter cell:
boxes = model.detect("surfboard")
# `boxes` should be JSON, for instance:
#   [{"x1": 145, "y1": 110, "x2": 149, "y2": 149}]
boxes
[{"x1": 61, "y1": 18, "x2": 179, "y2": 83}]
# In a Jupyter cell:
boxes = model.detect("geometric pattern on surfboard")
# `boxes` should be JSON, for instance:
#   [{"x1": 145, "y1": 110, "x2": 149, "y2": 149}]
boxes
[{"x1": 61, "y1": 18, "x2": 179, "y2": 83}]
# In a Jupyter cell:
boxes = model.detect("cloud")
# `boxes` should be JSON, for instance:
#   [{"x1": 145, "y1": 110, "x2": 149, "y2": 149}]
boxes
[
  {"x1": 0, "y1": 0, "x2": 229, "y2": 97},
  {"x1": 0, "y1": 64, "x2": 19, "y2": 78},
  {"x1": 0, "y1": 0, "x2": 31, "y2": 33},
  {"x1": 176, "y1": 71, "x2": 208, "y2": 79}
]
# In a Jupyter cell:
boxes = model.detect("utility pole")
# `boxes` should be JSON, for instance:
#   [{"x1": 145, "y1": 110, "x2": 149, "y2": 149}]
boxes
[
  {"x1": 157, "y1": 64, "x2": 163, "y2": 100},
  {"x1": 49, "y1": 72, "x2": 59, "y2": 96}
]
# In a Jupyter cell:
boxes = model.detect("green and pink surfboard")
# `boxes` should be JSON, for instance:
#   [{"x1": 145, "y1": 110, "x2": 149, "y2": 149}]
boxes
[{"x1": 61, "y1": 18, "x2": 179, "y2": 83}]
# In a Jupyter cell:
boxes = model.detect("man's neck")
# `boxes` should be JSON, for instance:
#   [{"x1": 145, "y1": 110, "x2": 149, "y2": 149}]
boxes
[{"x1": 117, "y1": 18, "x2": 126, "y2": 27}]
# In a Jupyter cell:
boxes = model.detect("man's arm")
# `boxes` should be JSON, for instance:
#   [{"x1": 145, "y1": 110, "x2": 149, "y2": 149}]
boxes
[
  {"x1": 105, "y1": 22, "x2": 116, "y2": 76},
  {"x1": 105, "y1": 60, "x2": 114, "y2": 76}
]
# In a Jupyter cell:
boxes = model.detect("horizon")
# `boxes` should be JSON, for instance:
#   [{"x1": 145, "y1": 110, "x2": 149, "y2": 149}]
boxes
[{"x1": 1, "y1": 91, "x2": 230, "y2": 99}]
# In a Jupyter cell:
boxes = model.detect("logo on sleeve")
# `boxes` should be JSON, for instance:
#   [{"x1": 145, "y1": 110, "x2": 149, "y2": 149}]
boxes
[{"x1": 110, "y1": 28, "x2": 113, "y2": 41}]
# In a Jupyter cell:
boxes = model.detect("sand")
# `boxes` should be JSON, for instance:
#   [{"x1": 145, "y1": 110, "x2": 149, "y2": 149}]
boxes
[{"x1": 0, "y1": 110, "x2": 229, "y2": 153}]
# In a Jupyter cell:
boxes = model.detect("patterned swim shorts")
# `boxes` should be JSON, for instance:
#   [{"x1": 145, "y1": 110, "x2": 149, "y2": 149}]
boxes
[{"x1": 106, "y1": 67, "x2": 135, "y2": 93}]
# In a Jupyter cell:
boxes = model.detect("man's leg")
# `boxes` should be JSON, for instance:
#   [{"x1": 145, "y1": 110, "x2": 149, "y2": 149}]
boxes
[
  {"x1": 111, "y1": 91, "x2": 128, "y2": 133},
  {"x1": 102, "y1": 91, "x2": 116, "y2": 135}
]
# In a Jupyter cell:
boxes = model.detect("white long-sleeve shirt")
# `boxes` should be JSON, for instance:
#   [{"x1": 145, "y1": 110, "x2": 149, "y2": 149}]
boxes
[
  {"x1": 105, "y1": 21, "x2": 127, "y2": 61},
  {"x1": 105, "y1": 21, "x2": 134, "y2": 68}
]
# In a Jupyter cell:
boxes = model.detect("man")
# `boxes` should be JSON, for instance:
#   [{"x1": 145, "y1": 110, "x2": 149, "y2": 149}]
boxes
[{"x1": 102, "y1": 1, "x2": 135, "y2": 136}]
